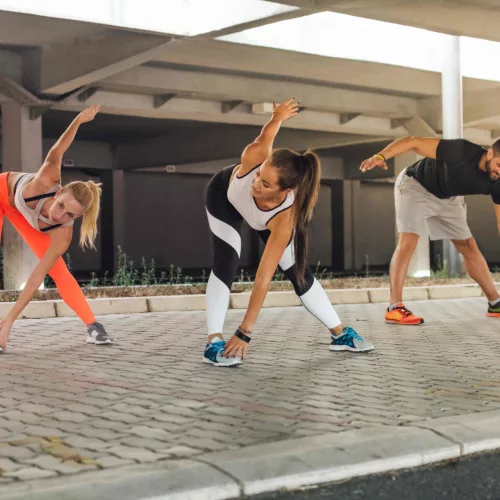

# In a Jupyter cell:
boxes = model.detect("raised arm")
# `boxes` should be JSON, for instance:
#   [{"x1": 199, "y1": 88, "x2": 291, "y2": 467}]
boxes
[
  {"x1": 38, "y1": 105, "x2": 101, "y2": 184},
  {"x1": 360, "y1": 136, "x2": 441, "y2": 172},
  {"x1": 238, "y1": 99, "x2": 298, "y2": 177},
  {"x1": 0, "y1": 229, "x2": 71, "y2": 351},
  {"x1": 223, "y1": 211, "x2": 293, "y2": 359}
]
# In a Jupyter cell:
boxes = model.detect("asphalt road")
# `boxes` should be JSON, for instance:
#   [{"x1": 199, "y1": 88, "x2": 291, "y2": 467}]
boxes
[{"x1": 252, "y1": 451, "x2": 500, "y2": 500}]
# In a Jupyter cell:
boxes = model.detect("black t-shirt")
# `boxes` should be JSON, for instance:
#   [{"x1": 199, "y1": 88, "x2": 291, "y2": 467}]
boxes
[{"x1": 406, "y1": 139, "x2": 500, "y2": 204}]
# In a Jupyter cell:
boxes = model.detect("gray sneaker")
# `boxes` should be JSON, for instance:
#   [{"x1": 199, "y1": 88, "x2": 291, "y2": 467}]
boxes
[
  {"x1": 86, "y1": 322, "x2": 113, "y2": 345},
  {"x1": 329, "y1": 326, "x2": 374, "y2": 352}
]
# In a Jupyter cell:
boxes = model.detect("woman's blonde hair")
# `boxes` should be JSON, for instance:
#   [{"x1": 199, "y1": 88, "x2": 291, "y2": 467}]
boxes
[{"x1": 61, "y1": 181, "x2": 102, "y2": 250}]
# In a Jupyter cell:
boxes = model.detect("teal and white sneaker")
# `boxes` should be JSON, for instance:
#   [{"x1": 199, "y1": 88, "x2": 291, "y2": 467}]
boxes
[
  {"x1": 203, "y1": 338, "x2": 241, "y2": 367},
  {"x1": 330, "y1": 326, "x2": 374, "y2": 352}
]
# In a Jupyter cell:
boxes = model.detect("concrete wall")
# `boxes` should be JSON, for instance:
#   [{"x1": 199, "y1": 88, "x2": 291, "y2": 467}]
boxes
[
  {"x1": 120, "y1": 172, "x2": 336, "y2": 274},
  {"x1": 309, "y1": 184, "x2": 333, "y2": 268},
  {"x1": 62, "y1": 169, "x2": 103, "y2": 272},
  {"x1": 353, "y1": 182, "x2": 396, "y2": 270},
  {"x1": 6, "y1": 132, "x2": 500, "y2": 278},
  {"x1": 122, "y1": 172, "x2": 255, "y2": 271},
  {"x1": 42, "y1": 140, "x2": 113, "y2": 169},
  {"x1": 466, "y1": 195, "x2": 500, "y2": 264}
]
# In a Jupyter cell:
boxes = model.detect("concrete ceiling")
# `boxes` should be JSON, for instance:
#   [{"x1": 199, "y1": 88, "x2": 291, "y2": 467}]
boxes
[
  {"x1": 270, "y1": 0, "x2": 500, "y2": 43},
  {"x1": 41, "y1": 110, "x2": 212, "y2": 142},
  {"x1": 0, "y1": 4, "x2": 499, "y2": 152},
  {"x1": 0, "y1": 11, "x2": 107, "y2": 46}
]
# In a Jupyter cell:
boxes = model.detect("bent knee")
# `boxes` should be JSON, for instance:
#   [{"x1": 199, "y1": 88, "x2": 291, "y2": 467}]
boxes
[
  {"x1": 453, "y1": 237, "x2": 477, "y2": 255},
  {"x1": 397, "y1": 232, "x2": 419, "y2": 251}
]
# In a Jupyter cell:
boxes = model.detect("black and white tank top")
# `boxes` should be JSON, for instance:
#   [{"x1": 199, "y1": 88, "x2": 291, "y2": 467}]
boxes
[{"x1": 227, "y1": 165, "x2": 294, "y2": 231}]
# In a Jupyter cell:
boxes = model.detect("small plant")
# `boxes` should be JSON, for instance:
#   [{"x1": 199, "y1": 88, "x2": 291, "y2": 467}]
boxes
[
  {"x1": 431, "y1": 254, "x2": 449, "y2": 279},
  {"x1": 140, "y1": 257, "x2": 157, "y2": 286},
  {"x1": 88, "y1": 272, "x2": 100, "y2": 287},
  {"x1": 113, "y1": 246, "x2": 138, "y2": 286},
  {"x1": 65, "y1": 252, "x2": 72, "y2": 271},
  {"x1": 272, "y1": 269, "x2": 285, "y2": 281},
  {"x1": 364, "y1": 254, "x2": 370, "y2": 278}
]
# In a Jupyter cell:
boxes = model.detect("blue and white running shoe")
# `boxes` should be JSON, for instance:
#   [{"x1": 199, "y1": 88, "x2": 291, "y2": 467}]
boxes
[
  {"x1": 203, "y1": 338, "x2": 241, "y2": 367},
  {"x1": 330, "y1": 326, "x2": 374, "y2": 352}
]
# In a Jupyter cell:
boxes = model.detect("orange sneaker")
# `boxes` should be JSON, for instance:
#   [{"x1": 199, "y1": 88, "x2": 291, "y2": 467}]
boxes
[
  {"x1": 385, "y1": 303, "x2": 424, "y2": 325},
  {"x1": 487, "y1": 302, "x2": 500, "y2": 317}
]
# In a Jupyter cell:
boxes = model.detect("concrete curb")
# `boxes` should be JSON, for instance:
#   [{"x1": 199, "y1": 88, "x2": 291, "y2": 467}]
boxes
[
  {"x1": 0, "y1": 283, "x2": 486, "y2": 320},
  {"x1": 2, "y1": 410, "x2": 500, "y2": 500}
]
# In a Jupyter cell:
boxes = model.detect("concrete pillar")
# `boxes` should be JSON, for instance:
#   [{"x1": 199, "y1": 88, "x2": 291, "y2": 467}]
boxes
[
  {"x1": 1, "y1": 102, "x2": 42, "y2": 290},
  {"x1": 394, "y1": 152, "x2": 431, "y2": 277},
  {"x1": 441, "y1": 35, "x2": 465, "y2": 277}
]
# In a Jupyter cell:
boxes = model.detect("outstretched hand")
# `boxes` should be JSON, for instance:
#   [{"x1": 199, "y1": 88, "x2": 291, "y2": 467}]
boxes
[
  {"x1": 359, "y1": 154, "x2": 388, "y2": 173},
  {"x1": 77, "y1": 105, "x2": 101, "y2": 124},
  {"x1": 223, "y1": 334, "x2": 249, "y2": 360},
  {"x1": 272, "y1": 98, "x2": 299, "y2": 121},
  {"x1": 0, "y1": 320, "x2": 12, "y2": 352}
]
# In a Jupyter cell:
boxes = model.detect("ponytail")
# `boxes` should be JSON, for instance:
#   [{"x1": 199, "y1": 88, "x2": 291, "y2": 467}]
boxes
[
  {"x1": 62, "y1": 180, "x2": 102, "y2": 250},
  {"x1": 271, "y1": 148, "x2": 321, "y2": 286}
]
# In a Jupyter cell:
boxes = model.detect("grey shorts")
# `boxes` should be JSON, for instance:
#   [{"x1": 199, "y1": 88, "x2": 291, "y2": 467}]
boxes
[{"x1": 395, "y1": 168, "x2": 472, "y2": 241}]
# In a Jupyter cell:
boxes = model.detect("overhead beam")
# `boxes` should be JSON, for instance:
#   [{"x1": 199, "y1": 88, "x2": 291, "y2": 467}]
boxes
[
  {"x1": 58, "y1": 89, "x2": 408, "y2": 138},
  {"x1": 101, "y1": 66, "x2": 418, "y2": 118},
  {"x1": 154, "y1": 40, "x2": 442, "y2": 97},
  {"x1": 464, "y1": 128, "x2": 493, "y2": 146},
  {"x1": 418, "y1": 96, "x2": 442, "y2": 132},
  {"x1": 340, "y1": 113, "x2": 361, "y2": 124},
  {"x1": 267, "y1": 0, "x2": 405, "y2": 9},
  {"x1": 463, "y1": 87, "x2": 500, "y2": 127},
  {"x1": 193, "y1": 7, "x2": 312, "y2": 39},
  {"x1": 222, "y1": 100, "x2": 245, "y2": 114},
  {"x1": 0, "y1": 75, "x2": 94, "y2": 120},
  {"x1": 154, "y1": 93, "x2": 176, "y2": 109},
  {"x1": 0, "y1": 49, "x2": 23, "y2": 83},
  {"x1": 37, "y1": 32, "x2": 178, "y2": 95},
  {"x1": 395, "y1": 116, "x2": 438, "y2": 137},
  {"x1": 78, "y1": 86, "x2": 99, "y2": 103},
  {"x1": 115, "y1": 124, "x2": 389, "y2": 169}
]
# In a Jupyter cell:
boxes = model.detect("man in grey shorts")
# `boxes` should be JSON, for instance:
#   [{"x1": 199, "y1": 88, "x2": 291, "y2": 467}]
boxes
[{"x1": 360, "y1": 136, "x2": 500, "y2": 325}]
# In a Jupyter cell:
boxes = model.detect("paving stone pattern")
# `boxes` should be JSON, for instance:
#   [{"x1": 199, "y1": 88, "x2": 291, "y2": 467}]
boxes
[{"x1": 1, "y1": 297, "x2": 500, "y2": 487}]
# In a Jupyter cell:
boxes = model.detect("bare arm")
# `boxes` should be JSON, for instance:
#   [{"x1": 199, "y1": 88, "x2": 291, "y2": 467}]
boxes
[
  {"x1": 494, "y1": 203, "x2": 500, "y2": 234},
  {"x1": 37, "y1": 105, "x2": 101, "y2": 184},
  {"x1": 360, "y1": 136, "x2": 441, "y2": 172},
  {"x1": 238, "y1": 99, "x2": 298, "y2": 177},
  {"x1": 223, "y1": 211, "x2": 293, "y2": 358},
  {"x1": 5, "y1": 229, "x2": 71, "y2": 325}
]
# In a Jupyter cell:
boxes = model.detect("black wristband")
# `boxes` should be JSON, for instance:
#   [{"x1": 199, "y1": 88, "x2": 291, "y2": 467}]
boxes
[{"x1": 235, "y1": 329, "x2": 251, "y2": 343}]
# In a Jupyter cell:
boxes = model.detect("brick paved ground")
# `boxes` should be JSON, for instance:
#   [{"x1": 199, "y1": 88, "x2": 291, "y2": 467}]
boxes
[{"x1": 1, "y1": 297, "x2": 500, "y2": 488}]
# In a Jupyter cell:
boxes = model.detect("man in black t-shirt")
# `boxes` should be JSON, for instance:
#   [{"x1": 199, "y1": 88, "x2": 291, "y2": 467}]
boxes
[{"x1": 360, "y1": 136, "x2": 500, "y2": 325}]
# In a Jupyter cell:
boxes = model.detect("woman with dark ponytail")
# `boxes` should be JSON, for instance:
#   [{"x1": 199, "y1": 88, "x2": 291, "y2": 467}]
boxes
[{"x1": 204, "y1": 99, "x2": 374, "y2": 366}]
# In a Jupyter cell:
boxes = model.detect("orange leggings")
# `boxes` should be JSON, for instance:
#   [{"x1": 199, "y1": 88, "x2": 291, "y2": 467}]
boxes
[{"x1": 0, "y1": 173, "x2": 96, "y2": 325}]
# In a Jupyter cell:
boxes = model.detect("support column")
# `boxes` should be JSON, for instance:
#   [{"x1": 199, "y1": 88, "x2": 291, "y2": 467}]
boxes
[
  {"x1": 441, "y1": 35, "x2": 465, "y2": 277},
  {"x1": 1, "y1": 102, "x2": 42, "y2": 290},
  {"x1": 394, "y1": 153, "x2": 431, "y2": 277}
]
